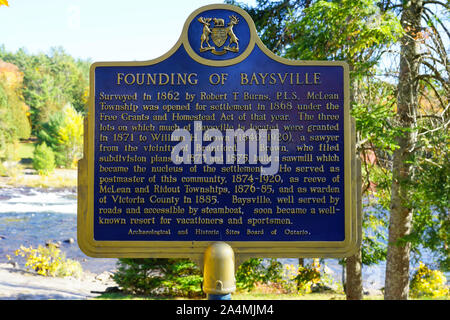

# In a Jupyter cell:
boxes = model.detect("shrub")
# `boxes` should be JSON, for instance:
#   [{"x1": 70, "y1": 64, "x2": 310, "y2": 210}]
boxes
[
  {"x1": 113, "y1": 258, "x2": 203, "y2": 298},
  {"x1": 114, "y1": 258, "x2": 287, "y2": 297},
  {"x1": 410, "y1": 262, "x2": 449, "y2": 298},
  {"x1": 12, "y1": 243, "x2": 82, "y2": 278},
  {"x1": 293, "y1": 260, "x2": 322, "y2": 294},
  {"x1": 32, "y1": 142, "x2": 56, "y2": 175},
  {"x1": 236, "y1": 258, "x2": 283, "y2": 291}
]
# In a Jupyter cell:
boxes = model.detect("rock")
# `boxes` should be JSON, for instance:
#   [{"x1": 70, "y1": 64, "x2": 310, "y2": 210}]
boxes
[
  {"x1": 322, "y1": 265, "x2": 334, "y2": 276},
  {"x1": 105, "y1": 286, "x2": 122, "y2": 293},
  {"x1": 363, "y1": 288, "x2": 383, "y2": 296},
  {"x1": 45, "y1": 241, "x2": 60, "y2": 248},
  {"x1": 63, "y1": 238, "x2": 75, "y2": 244},
  {"x1": 90, "y1": 286, "x2": 122, "y2": 295},
  {"x1": 311, "y1": 283, "x2": 334, "y2": 293},
  {"x1": 95, "y1": 271, "x2": 113, "y2": 283},
  {"x1": 0, "y1": 263, "x2": 118, "y2": 300},
  {"x1": 2, "y1": 161, "x2": 19, "y2": 169}
]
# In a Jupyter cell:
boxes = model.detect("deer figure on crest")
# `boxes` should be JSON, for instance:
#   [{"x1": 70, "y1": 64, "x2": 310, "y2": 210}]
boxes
[
  {"x1": 225, "y1": 15, "x2": 239, "y2": 52},
  {"x1": 198, "y1": 17, "x2": 213, "y2": 50}
]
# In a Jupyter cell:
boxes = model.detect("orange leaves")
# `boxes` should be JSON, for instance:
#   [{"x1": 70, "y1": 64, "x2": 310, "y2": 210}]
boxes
[
  {"x1": 0, "y1": 61, "x2": 24, "y2": 89},
  {"x1": 0, "y1": 0, "x2": 9, "y2": 7}
]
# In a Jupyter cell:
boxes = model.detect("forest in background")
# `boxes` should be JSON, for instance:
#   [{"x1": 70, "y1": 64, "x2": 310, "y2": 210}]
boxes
[
  {"x1": 0, "y1": 46, "x2": 88, "y2": 172},
  {"x1": 0, "y1": 0, "x2": 448, "y2": 300}
]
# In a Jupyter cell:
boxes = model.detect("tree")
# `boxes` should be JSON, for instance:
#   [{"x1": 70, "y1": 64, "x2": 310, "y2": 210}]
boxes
[
  {"x1": 383, "y1": 0, "x2": 449, "y2": 299},
  {"x1": 227, "y1": 0, "x2": 311, "y2": 55},
  {"x1": 230, "y1": 0, "x2": 449, "y2": 300},
  {"x1": 36, "y1": 103, "x2": 83, "y2": 168},
  {"x1": 287, "y1": 1, "x2": 402, "y2": 300},
  {"x1": 0, "y1": 46, "x2": 88, "y2": 168},
  {"x1": 230, "y1": 0, "x2": 403, "y2": 299},
  {"x1": 32, "y1": 142, "x2": 56, "y2": 175},
  {"x1": 36, "y1": 111, "x2": 65, "y2": 166},
  {"x1": 57, "y1": 103, "x2": 84, "y2": 168},
  {"x1": 0, "y1": 60, "x2": 31, "y2": 158},
  {"x1": 384, "y1": 0, "x2": 423, "y2": 299},
  {"x1": 0, "y1": 46, "x2": 89, "y2": 135}
]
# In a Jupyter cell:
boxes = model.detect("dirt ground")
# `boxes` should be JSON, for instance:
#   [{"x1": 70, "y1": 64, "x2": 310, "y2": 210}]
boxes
[{"x1": 0, "y1": 263, "x2": 117, "y2": 300}]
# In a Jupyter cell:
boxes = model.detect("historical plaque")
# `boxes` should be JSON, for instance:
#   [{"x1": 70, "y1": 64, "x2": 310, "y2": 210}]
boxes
[{"x1": 78, "y1": 4, "x2": 360, "y2": 261}]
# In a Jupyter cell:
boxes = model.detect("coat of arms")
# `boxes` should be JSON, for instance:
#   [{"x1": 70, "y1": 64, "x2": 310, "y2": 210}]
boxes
[{"x1": 198, "y1": 15, "x2": 239, "y2": 55}]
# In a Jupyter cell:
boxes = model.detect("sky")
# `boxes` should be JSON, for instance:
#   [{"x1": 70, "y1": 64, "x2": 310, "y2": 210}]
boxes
[{"x1": 0, "y1": 0, "x2": 256, "y2": 62}]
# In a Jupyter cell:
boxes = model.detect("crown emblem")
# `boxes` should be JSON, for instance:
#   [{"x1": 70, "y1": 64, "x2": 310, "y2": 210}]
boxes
[{"x1": 198, "y1": 15, "x2": 239, "y2": 55}]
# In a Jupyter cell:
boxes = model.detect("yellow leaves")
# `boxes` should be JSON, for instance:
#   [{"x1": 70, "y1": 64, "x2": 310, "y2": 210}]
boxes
[
  {"x1": 57, "y1": 103, "x2": 84, "y2": 168},
  {"x1": 282, "y1": 259, "x2": 325, "y2": 294},
  {"x1": 0, "y1": 0, "x2": 9, "y2": 7},
  {"x1": 14, "y1": 244, "x2": 57, "y2": 276},
  {"x1": 13, "y1": 243, "x2": 82, "y2": 278},
  {"x1": 81, "y1": 86, "x2": 89, "y2": 105},
  {"x1": 410, "y1": 262, "x2": 449, "y2": 298},
  {"x1": 282, "y1": 263, "x2": 298, "y2": 280}
]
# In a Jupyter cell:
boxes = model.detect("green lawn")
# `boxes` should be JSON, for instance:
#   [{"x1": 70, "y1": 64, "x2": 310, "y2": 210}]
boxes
[
  {"x1": 17, "y1": 141, "x2": 35, "y2": 159},
  {"x1": 94, "y1": 291, "x2": 386, "y2": 300},
  {"x1": 0, "y1": 141, "x2": 35, "y2": 162}
]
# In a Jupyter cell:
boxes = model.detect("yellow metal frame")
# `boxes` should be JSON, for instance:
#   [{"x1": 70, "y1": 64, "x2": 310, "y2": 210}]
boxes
[{"x1": 77, "y1": 4, "x2": 360, "y2": 260}]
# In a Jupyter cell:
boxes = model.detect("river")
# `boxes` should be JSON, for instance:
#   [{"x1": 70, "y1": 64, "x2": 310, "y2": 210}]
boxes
[
  {"x1": 0, "y1": 187, "x2": 117, "y2": 274},
  {"x1": 0, "y1": 187, "x2": 441, "y2": 291}
]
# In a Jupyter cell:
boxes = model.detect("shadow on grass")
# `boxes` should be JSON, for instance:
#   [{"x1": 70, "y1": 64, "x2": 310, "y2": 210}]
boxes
[
  {"x1": 94, "y1": 291, "x2": 388, "y2": 300},
  {"x1": 95, "y1": 292, "x2": 199, "y2": 300}
]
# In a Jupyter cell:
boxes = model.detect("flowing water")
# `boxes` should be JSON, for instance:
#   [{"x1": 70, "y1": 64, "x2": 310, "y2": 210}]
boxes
[
  {"x1": 0, "y1": 187, "x2": 117, "y2": 274},
  {"x1": 0, "y1": 187, "x2": 443, "y2": 291}
]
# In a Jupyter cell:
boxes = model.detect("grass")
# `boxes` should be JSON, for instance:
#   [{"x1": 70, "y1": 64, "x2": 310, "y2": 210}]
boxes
[
  {"x1": 0, "y1": 140, "x2": 34, "y2": 162},
  {"x1": 94, "y1": 290, "x2": 450, "y2": 300},
  {"x1": 94, "y1": 292, "x2": 384, "y2": 300},
  {"x1": 0, "y1": 141, "x2": 78, "y2": 188},
  {"x1": 232, "y1": 291, "x2": 349, "y2": 300},
  {"x1": 92, "y1": 281, "x2": 446, "y2": 300},
  {"x1": 17, "y1": 141, "x2": 35, "y2": 160},
  {"x1": 95, "y1": 293, "x2": 180, "y2": 300},
  {"x1": 93, "y1": 284, "x2": 385, "y2": 300}
]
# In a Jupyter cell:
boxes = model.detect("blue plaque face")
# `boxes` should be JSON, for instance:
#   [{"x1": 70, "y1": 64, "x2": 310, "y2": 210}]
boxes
[{"x1": 78, "y1": 4, "x2": 359, "y2": 259}]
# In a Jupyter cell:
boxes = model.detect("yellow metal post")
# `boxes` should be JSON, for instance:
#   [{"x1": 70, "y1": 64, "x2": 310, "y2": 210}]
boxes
[{"x1": 203, "y1": 242, "x2": 236, "y2": 300}]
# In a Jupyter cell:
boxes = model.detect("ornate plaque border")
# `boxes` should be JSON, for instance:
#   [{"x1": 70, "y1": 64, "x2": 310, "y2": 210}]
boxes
[{"x1": 77, "y1": 4, "x2": 360, "y2": 261}]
